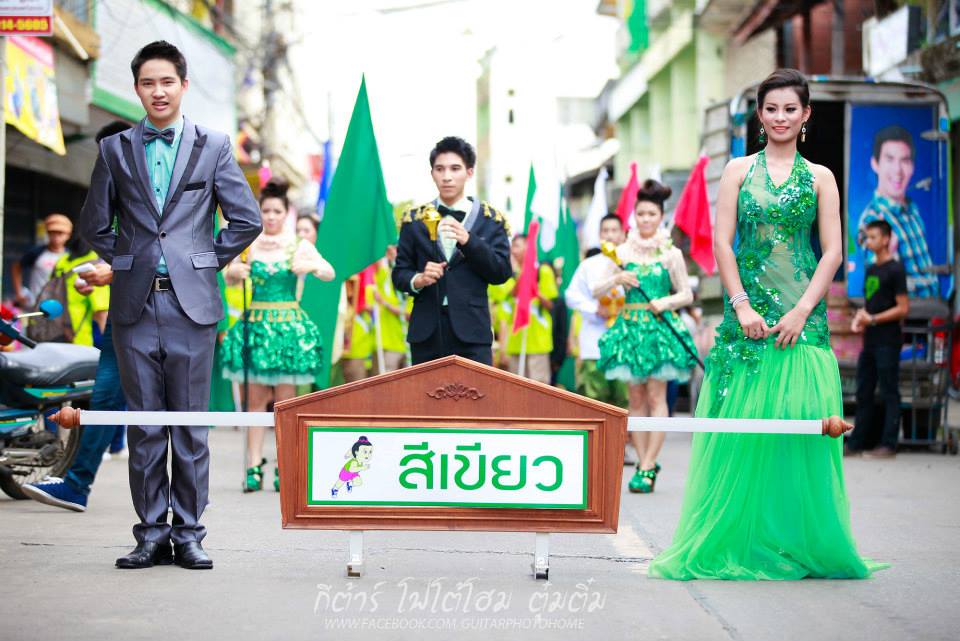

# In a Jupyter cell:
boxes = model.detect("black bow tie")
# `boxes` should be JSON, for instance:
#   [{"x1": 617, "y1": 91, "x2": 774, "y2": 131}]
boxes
[
  {"x1": 437, "y1": 205, "x2": 466, "y2": 222},
  {"x1": 143, "y1": 127, "x2": 175, "y2": 145}
]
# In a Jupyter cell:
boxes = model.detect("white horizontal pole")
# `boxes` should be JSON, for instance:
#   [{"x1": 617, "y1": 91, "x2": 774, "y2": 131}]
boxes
[
  {"x1": 80, "y1": 411, "x2": 274, "y2": 427},
  {"x1": 628, "y1": 416, "x2": 821, "y2": 435},
  {"x1": 73, "y1": 412, "x2": 821, "y2": 435}
]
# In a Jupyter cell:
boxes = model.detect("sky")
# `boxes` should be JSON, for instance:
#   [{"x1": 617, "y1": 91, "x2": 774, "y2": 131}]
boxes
[{"x1": 286, "y1": 0, "x2": 619, "y2": 205}]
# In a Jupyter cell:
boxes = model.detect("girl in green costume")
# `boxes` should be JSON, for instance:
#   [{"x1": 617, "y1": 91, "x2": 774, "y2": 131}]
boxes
[
  {"x1": 649, "y1": 69, "x2": 885, "y2": 580},
  {"x1": 223, "y1": 180, "x2": 335, "y2": 492},
  {"x1": 593, "y1": 180, "x2": 698, "y2": 494}
]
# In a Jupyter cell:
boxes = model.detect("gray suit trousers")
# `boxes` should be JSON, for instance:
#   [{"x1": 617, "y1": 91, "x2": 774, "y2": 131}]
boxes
[{"x1": 112, "y1": 287, "x2": 217, "y2": 545}]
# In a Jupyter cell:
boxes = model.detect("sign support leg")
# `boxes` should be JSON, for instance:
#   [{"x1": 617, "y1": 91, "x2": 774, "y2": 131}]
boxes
[
  {"x1": 347, "y1": 531, "x2": 364, "y2": 578},
  {"x1": 533, "y1": 532, "x2": 549, "y2": 580}
]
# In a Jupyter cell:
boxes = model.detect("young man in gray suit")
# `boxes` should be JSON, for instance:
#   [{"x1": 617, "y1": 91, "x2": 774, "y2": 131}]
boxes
[{"x1": 80, "y1": 41, "x2": 262, "y2": 570}]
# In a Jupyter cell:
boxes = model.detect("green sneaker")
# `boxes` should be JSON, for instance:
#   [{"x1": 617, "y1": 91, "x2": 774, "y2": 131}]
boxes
[{"x1": 244, "y1": 458, "x2": 266, "y2": 493}]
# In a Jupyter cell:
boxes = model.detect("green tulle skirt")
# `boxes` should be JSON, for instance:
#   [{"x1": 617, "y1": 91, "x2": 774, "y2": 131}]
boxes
[
  {"x1": 222, "y1": 305, "x2": 323, "y2": 386},
  {"x1": 597, "y1": 309, "x2": 697, "y2": 383},
  {"x1": 648, "y1": 343, "x2": 887, "y2": 581}
]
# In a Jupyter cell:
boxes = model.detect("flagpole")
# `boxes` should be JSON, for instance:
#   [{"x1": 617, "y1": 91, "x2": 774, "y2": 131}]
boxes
[
  {"x1": 518, "y1": 326, "x2": 528, "y2": 378},
  {"x1": 396, "y1": 289, "x2": 412, "y2": 366},
  {"x1": 373, "y1": 301, "x2": 385, "y2": 375}
]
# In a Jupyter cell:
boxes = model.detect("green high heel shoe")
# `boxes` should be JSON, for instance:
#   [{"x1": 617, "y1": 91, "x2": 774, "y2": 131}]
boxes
[
  {"x1": 273, "y1": 465, "x2": 280, "y2": 492},
  {"x1": 628, "y1": 466, "x2": 658, "y2": 494},
  {"x1": 244, "y1": 458, "x2": 266, "y2": 493}
]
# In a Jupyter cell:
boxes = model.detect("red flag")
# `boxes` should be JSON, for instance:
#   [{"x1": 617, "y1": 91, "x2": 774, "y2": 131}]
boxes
[
  {"x1": 354, "y1": 264, "x2": 377, "y2": 313},
  {"x1": 614, "y1": 162, "x2": 639, "y2": 228},
  {"x1": 674, "y1": 155, "x2": 715, "y2": 274},
  {"x1": 512, "y1": 220, "x2": 540, "y2": 333}
]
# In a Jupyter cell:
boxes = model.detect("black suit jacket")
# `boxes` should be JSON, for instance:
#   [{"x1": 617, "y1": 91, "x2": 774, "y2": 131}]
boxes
[{"x1": 393, "y1": 198, "x2": 512, "y2": 345}]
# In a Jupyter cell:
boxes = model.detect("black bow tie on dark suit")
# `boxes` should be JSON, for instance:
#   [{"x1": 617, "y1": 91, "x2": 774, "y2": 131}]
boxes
[
  {"x1": 437, "y1": 204, "x2": 466, "y2": 222},
  {"x1": 143, "y1": 128, "x2": 176, "y2": 145}
]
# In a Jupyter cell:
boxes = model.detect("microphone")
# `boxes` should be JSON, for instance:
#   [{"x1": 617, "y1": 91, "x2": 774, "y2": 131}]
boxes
[
  {"x1": 39, "y1": 299, "x2": 64, "y2": 319},
  {"x1": 15, "y1": 299, "x2": 64, "y2": 321}
]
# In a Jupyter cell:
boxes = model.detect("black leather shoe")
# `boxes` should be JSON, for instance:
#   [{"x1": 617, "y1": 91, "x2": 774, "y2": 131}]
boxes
[
  {"x1": 174, "y1": 541, "x2": 213, "y2": 570},
  {"x1": 115, "y1": 541, "x2": 174, "y2": 569}
]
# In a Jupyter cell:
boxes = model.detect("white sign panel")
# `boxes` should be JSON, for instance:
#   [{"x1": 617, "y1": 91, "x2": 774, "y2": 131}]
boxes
[
  {"x1": 93, "y1": 0, "x2": 236, "y2": 133},
  {"x1": 0, "y1": 0, "x2": 53, "y2": 36},
  {"x1": 308, "y1": 427, "x2": 588, "y2": 509},
  {"x1": 0, "y1": 0, "x2": 52, "y2": 14},
  {"x1": 864, "y1": 7, "x2": 915, "y2": 78}
]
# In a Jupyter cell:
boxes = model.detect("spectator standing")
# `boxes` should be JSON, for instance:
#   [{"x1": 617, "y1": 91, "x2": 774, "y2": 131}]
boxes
[
  {"x1": 848, "y1": 219, "x2": 910, "y2": 458},
  {"x1": 12, "y1": 214, "x2": 72, "y2": 308}
]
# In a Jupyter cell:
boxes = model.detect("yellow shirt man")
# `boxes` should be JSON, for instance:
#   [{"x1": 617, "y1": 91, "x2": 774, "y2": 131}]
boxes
[
  {"x1": 489, "y1": 263, "x2": 558, "y2": 384},
  {"x1": 372, "y1": 259, "x2": 407, "y2": 372},
  {"x1": 53, "y1": 251, "x2": 110, "y2": 346}
]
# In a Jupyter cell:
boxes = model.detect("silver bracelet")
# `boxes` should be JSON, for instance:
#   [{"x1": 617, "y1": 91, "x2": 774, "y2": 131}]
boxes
[{"x1": 729, "y1": 292, "x2": 750, "y2": 309}]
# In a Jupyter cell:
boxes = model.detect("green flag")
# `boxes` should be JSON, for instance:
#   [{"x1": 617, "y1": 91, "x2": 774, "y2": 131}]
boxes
[
  {"x1": 538, "y1": 187, "x2": 579, "y2": 291},
  {"x1": 556, "y1": 202, "x2": 580, "y2": 291},
  {"x1": 209, "y1": 213, "x2": 236, "y2": 411},
  {"x1": 300, "y1": 76, "x2": 397, "y2": 388},
  {"x1": 538, "y1": 185, "x2": 561, "y2": 262},
  {"x1": 627, "y1": 0, "x2": 648, "y2": 53},
  {"x1": 523, "y1": 164, "x2": 537, "y2": 233}
]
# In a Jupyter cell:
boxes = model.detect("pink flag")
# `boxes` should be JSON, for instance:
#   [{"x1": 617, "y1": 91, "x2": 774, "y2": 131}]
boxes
[
  {"x1": 512, "y1": 220, "x2": 540, "y2": 333},
  {"x1": 674, "y1": 155, "x2": 715, "y2": 274},
  {"x1": 258, "y1": 163, "x2": 273, "y2": 189},
  {"x1": 614, "y1": 162, "x2": 639, "y2": 228}
]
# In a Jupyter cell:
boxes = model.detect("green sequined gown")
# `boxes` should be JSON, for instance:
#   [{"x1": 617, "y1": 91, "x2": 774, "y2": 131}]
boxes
[
  {"x1": 649, "y1": 151, "x2": 884, "y2": 581},
  {"x1": 222, "y1": 260, "x2": 322, "y2": 385},
  {"x1": 597, "y1": 256, "x2": 697, "y2": 383}
]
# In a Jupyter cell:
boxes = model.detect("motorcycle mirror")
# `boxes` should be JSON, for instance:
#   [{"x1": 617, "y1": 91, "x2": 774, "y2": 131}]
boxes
[{"x1": 38, "y1": 299, "x2": 64, "y2": 319}]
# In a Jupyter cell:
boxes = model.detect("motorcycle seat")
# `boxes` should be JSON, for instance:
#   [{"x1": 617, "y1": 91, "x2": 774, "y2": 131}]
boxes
[{"x1": 0, "y1": 343, "x2": 100, "y2": 387}]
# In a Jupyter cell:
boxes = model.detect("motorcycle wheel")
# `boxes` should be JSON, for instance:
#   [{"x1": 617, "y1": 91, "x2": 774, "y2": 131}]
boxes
[{"x1": 0, "y1": 425, "x2": 84, "y2": 500}]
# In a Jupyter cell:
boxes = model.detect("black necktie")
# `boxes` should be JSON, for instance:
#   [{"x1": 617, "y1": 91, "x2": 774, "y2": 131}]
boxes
[
  {"x1": 437, "y1": 204, "x2": 466, "y2": 222},
  {"x1": 143, "y1": 127, "x2": 175, "y2": 145}
]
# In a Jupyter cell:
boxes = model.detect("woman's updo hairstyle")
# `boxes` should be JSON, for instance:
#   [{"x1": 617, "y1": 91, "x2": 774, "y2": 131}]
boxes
[
  {"x1": 260, "y1": 176, "x2": 290, "y2": 209},
  {"x1": 636, "y1": 179, "x2": 672, "y2": 213},
  {"x1": 756, "y1": 68, "x2": 810, "y2": 108}
]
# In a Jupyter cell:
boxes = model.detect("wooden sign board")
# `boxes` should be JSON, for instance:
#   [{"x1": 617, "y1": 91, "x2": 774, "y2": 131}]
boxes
[{"x1": 275, "y1": 356, "x2": 627, "y2": 534}]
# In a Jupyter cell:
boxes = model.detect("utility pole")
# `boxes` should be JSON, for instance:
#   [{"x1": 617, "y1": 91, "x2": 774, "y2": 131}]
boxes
[
  {"x1": 831, "y1": 0, "x2": 846, "y2": 76},
  {"x1": 0, "y1": 37, "x2": 7, "y2": 290},
  {"x1": 261, "y1": 0, "x2": 286, "y2": 166}
]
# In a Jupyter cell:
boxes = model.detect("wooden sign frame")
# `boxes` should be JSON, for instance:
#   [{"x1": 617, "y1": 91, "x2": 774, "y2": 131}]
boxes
[{"x1": 275, "y1": 356, "x2": 627, "y2": 535}]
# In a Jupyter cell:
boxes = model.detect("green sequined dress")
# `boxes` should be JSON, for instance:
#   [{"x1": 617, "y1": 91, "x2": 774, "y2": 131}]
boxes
[
  {"x1": 597, "y1": 250, "x2": 697, "y2": 383},
  {"x1": 649, "y1": 151, "x2": 885, "y2": 580},
  {"x1": 222, "y1": 259, "x2": 322, "y2": 385}
]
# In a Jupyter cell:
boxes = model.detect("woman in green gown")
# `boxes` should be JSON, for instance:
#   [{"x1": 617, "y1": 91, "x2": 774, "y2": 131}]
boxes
[
  {"x1": 649, "y1": 69, "x2": 883, "y2": 580},
  {"x1": 222, "y1": 180, "x2": 335, "y2": 492},
  {"x1": 593, "y1": 180, "x2": 698, "y2": 494}
]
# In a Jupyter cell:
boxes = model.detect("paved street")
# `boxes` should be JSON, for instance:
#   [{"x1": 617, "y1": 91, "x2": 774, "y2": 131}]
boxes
[{"x1": 1, "y1": 426, "x2": 958, "y2": 641}]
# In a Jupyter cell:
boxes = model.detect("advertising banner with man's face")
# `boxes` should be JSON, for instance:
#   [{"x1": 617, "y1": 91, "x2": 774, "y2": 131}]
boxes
[{"x1": 847, "y1": 104, "x2": 952, "y2": 300}]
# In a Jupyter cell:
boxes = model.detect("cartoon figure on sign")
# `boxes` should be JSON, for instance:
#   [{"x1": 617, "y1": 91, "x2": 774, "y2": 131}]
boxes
[{"x1": 331, "y1": 436, "x2": 373, "y2": 497}]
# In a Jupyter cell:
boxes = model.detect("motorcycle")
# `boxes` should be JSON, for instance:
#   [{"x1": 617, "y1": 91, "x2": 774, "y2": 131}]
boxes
[{"x1": 0, "y1": 301, "x2": 99, "y2": 499}]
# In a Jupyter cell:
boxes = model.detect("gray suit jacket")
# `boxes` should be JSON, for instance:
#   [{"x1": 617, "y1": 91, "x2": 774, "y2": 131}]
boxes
[{"x1": 80, "y1": 117, "x2": 262, "y2": 326}]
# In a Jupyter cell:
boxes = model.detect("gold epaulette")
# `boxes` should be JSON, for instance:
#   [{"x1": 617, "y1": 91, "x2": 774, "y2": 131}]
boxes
[
  {"x1": 401, "y1": 203, "x2": 431, "y2": 225},
  {"x1": 482, "y1": 202, "x2": 511, "y2": 234}
]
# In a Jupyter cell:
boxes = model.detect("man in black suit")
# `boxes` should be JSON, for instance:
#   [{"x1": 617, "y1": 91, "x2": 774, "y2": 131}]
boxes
[{"x1": 393, "y1": 137, "x2": 512, "y2": 365}]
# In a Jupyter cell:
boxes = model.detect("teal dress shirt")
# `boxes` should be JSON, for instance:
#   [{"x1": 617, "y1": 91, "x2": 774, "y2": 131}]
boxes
[{"x1": 144, "y1": 116, "x2": 184, "y2": 274}]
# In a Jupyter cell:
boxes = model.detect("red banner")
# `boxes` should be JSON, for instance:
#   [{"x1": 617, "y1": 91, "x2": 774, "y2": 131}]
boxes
[{"x1": 0, "y1": 16, "x2": 52, "y2": 36}]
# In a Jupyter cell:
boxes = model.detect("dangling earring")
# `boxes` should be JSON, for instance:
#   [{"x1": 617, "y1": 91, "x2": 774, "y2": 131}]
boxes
[
  {"x1": 758, "y1": 126, "x2": 766, "y2": 145},
  {"x1": 801, "y1": 122, "x2": 807, "y2": 143}
]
